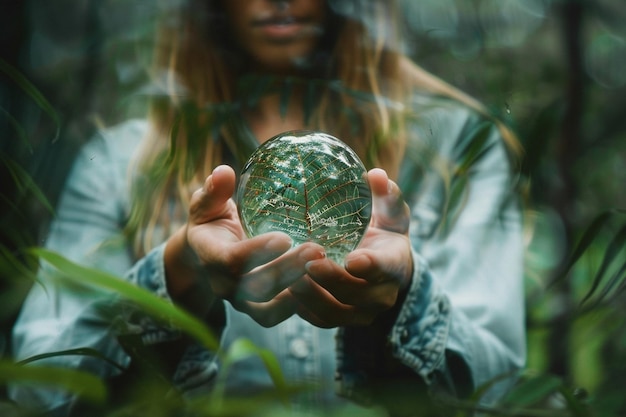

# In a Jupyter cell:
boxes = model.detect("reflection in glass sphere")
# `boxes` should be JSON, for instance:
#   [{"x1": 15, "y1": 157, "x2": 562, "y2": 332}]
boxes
[{"x1": 237, "y1": 130, "x2": 372, "y2": 264}]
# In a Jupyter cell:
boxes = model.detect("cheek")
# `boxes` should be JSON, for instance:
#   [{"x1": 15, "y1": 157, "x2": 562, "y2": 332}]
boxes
[{"x1": 248, "y1": 43, "x2": 314, "y2": 72}]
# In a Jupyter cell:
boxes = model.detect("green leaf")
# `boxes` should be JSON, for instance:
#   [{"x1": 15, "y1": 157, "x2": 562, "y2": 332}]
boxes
[
  {"x1": 190, "y1": 390, "x2": 306, "y2": 417},
  {"x1": 468, "y1": 369, "x2": 520, "y2": 406},
  {"x1": 1, "y1": 153, "x2": 55, "y2": 215},
  {"x1": 222, "y1": 338, "x2": 287, "y2": 394},
  {"x1": 4, "y1": 244, "x2": 39, "y2": 273},
  {"x1": 208, "y1": 338, "x2": 295, "y2": 410},
  {"x1": 0, "y1": 107, "x2": 31, "y2": 153},
  {"x1": 502, "y1": 374, "x2": 563, "y2": 408},
  {"x1": 557, "y1": 385, "x2": 590, "y2": 417},
  {"x1": 580, "y1": 224, "x2": 626, "y2": 305},
  {"x1": 548, "y1": 209, "x2": 626, "y2": 288},
  {"x1": 31, "y1": 248, "x2": 219, "y2": 351},
  {"x1": 454, "y1": 121, "x2": 495, "y2": 175},
  {"x1": 590, "y1": 260, "x2": 626, "y2": 307},
  {"x1": 440, "y1": 174, "x2": 469, "y2": 235},
  {"x1": 18, "y1": 348, "x2": 126, "y2": 372},
  {"x1": 0, "y1": 58, "x2": 61, "y2": 142},
  {"x1": 0, "y1": 360, "x2": 107, "y2": 404}
]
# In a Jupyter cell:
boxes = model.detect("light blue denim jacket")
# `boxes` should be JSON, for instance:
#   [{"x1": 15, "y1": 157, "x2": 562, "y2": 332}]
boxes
[{"x1": 10, "y1": 95, "x2": 526, "y2": 415}]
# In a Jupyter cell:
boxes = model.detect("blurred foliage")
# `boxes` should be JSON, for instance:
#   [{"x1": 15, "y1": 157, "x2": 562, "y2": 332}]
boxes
[{"x1": 2, "y1": 0, "x2": 626, "y2": 416}]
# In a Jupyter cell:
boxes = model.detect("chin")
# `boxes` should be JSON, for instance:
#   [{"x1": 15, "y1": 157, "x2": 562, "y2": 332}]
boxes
[{"x1": 254, "y1": 54, "x2": 315, "y2": 75}]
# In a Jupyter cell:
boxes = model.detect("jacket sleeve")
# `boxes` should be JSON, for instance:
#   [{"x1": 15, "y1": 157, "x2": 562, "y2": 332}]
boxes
[{"x1": 336, "y1": 102, "x2": 526, "y2": 408}]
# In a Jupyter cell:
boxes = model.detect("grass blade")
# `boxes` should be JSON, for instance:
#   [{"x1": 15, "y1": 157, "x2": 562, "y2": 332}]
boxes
[
  {"x1": 502, "y1": 374, "x2": 562, "y2": 408},
  {"x1": 454, "y1": 120, "x2": 495, "y2": 175},
  {"x1": 1, "y1": 153, "x2": 55, "y2": 214},
  {"x1": 579, "y1": 224, "x2": 626, "y2": 305},
  {"x1": 31, "y1": 248, "x2": 219, "y2": 352},
  {"x1": 0, "y1": 360, "x2": 107, "y2": 404},
  {"x1": 548, "y1": 209, "x2": 626, "y2": 288},
  {"x1": 0, "y1": 107, "x2": 31, "y2": 153},
  {"x1": 223, "y1": 338, "x2": 287, "y2": 394},
  {"x1": 18, "y1": 348, "x2": 126, "y2": 372},
  {"x1": 583, "y1": 259, "x2": 626, "y2": 311},
  {"x1": 0, "y1": 58, "x2": 61, "y2": 142}
]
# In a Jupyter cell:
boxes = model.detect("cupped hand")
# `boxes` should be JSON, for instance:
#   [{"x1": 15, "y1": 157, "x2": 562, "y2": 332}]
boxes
[
  {"x1": 288, "y1": 168, "x2": 413, "y2": 328},
  {"x1": 173, "y1": 165, "x2": 326, "y2": 327}
]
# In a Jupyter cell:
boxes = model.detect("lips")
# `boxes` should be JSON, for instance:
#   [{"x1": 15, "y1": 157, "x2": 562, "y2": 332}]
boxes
[
  {"x1": 252, "y1": 15, "x2": 312, "y2": 40},
  {"x1": 254, "y1": 15, "x2": 299, "y2": 26},
  {"x1": 253, "y1": 14, "x2": 309, "y2": 29}
]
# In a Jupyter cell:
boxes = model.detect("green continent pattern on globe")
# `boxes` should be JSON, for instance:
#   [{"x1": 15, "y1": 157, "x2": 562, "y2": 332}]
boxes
[{"x1": 237, "y1": 131, "x2": 372, "y2": 264}]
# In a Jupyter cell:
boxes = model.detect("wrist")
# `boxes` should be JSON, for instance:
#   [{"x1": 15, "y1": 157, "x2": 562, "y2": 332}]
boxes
[{"x1": 164, "y1": 227, "x2": 215, "y2": 312}]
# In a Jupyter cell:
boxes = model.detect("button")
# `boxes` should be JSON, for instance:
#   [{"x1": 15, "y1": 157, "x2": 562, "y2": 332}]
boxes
[{"x1": 289, "y1": 338, "x2": 310, "y2": 358}]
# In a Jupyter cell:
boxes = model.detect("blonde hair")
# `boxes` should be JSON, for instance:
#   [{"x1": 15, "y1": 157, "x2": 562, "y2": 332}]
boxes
[{"x1": 127, "y1": 0, "x2": 520, "y2": 255}]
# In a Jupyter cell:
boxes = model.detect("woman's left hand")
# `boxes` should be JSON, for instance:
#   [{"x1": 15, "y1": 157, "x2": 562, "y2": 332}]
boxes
[{"x1": 288, "y1": 168, "x2": 413, "y2": 327}]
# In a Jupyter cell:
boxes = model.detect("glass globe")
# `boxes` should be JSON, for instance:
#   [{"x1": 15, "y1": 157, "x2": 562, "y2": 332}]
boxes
[{"x1": 237, "y1": 130, "x2": 372, "y2": 264}]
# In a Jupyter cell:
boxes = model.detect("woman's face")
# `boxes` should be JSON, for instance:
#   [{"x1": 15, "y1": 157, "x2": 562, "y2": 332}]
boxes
[{"x1": 222, "y1": 0, "x2": 327, "y2": 74}]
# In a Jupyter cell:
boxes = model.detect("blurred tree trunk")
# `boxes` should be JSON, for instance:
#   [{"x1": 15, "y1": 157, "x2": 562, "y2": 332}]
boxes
[{"x1": 548, "y1": 0, "x2": 587, "y2": 381}]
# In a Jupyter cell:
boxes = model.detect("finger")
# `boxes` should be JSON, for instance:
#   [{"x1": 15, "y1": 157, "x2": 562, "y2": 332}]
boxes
[
  {"x1": 306, "y1": 257, "x2": 400, "y2": 310},
  {"x1": 345, "y1": 251, "x2": 391, "y2": 283},
  {"x1": 238, "y1": 242, "x2": 326, "y2": 302},
  {"x1": 232, "y1": 290, "x2": 297, "y2": 327},
  {"x1": 345, "y1": 238, "x2": 413, "y2": 292},
  {"x1": 290, "y1": 276, "x2": 377, "y2": 327},
  {"x1": 189, "y1": 165, "x2": 237, "y2": 224},
  {"x1": 367, "y1": 168, "x2": 410, "y2": 234},
  {"x1": 345, "y1": 239, "x2": 409, "y2": 281},
  {"x1": 289, "y1": 277, "x2": 356, "y2": 327},
  {"x1": 303, "y1": 258, "x2": 369, "y2": 303},
  {"x1": 192, "y1": 230, "x2": 292, "y2": 274},
  {"x1": 226, "y1": 232, "x2": 296, "y2": 272},
  {"x1": 295, "y1": 304, "x2": 336, "y2": 328}
]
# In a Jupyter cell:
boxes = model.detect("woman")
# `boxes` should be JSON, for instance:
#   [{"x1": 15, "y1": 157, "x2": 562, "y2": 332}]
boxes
[{"x1": 10, "y1": 0, "x2": 526, "y2": 415}]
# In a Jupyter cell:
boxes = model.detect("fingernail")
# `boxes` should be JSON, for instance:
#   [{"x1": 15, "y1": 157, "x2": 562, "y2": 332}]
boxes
[{"x1": 300, "y1": 246, "x2": 326, "y2": 261}]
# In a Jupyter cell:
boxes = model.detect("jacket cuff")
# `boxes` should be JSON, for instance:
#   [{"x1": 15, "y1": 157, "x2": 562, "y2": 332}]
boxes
[
  {"x1": 125, "y1": 243, "x2": 172, "y2": 302},
  {"x1": 389, "y1": 251, "x2": 451, "y2": 383},
  {"x1": 335, "y1": 250, "x2": 451, "y2": 404},
  {"x1": 115, "y1": 243, "x2": 224, "y2": 392}
]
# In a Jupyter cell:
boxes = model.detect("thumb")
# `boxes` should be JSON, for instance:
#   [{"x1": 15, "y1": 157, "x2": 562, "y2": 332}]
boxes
[
  {"x1": 368, "y1": 168, "x2": 410, "y2": 234},
  {"x1": 189, "y1": 165, "x2": 237, "y2": 223}
]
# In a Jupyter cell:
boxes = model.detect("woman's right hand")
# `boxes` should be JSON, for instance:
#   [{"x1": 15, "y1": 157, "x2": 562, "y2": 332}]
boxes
[{"x1": 164, "y1": 165, "x2": 326, "y2": 327}]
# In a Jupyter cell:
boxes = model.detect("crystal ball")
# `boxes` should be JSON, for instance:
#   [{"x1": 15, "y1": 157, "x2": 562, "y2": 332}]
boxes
[{"x1": 237, "y1": 130, "x2": 372, "y2": 264}]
